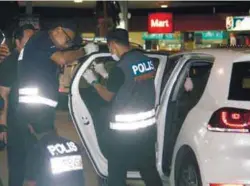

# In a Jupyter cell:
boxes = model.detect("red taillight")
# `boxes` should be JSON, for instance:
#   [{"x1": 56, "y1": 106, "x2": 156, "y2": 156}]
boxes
[
  {"x1": 208, "y1": 107, "x2": 250, "y2": 133},
  {"x1": 210, "y1": 184, "x2": 245, "y2": 186}
]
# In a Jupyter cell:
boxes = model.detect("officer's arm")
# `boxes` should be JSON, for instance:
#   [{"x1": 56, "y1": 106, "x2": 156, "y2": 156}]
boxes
[
  {"x1": 51, "y1": 49, "x2": 85, "y2": 65},
  {"x1": 0, "y1": 86, "x2": 10, "y2": 125},
  {"x1": 93, "y1": 84, "x2": 115, "y2": 102},
  {"x1": 93, "y1": 67, "x2": 125, "y2": 102}
]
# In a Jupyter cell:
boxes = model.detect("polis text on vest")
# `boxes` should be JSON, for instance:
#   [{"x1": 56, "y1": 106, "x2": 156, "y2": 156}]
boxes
[
  {"x1": 132, "y1": 60, "x2": 155, "y2": 75},
  {"x1": 47, "y1": 142, "x2": 78, "y2": 156}
]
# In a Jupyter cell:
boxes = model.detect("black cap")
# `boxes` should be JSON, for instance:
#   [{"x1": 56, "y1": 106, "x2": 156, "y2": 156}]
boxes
[
  {"x1": 106, "y1": 28, "x2": 129, "y2": 46},
  {"x1": 13, "y1": 24, "x2": 37, "y2": 40}
]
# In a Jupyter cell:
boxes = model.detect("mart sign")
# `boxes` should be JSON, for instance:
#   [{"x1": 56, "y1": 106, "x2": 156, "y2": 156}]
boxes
[{"x1": 148, "y1": 13, "x2": 173, "y2": 34}]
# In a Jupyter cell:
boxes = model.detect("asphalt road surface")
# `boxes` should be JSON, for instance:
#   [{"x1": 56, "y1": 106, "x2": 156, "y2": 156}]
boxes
[{"x1": 0, "y1": 111, "x2": 157, "y2": 186}]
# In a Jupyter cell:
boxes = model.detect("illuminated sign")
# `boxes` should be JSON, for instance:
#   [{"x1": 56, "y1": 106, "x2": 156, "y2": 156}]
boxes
[
  {"x1": 19, "y1": 14, "x2": 40, "y2": 30},
  {"x1": 142, "y1": 32, "x2": 180, "y2": 41},
  {"x1": 195, "y1": 31, "x2": 226, "y2": 40},
  {"x1": 148, "y1": 13, "x2": 173, "y2": 34},
  {"x1": 226, "y1": 16, "x2": 250, "y2": 31}
]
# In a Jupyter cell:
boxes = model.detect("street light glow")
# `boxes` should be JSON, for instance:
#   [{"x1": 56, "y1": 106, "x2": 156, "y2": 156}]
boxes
[
  {"x1": 74, "y1": 0, "x2": 83, "y2": 3},
  {"x1": 161, "y1": 4, "x2": 168, "y2": 8}
]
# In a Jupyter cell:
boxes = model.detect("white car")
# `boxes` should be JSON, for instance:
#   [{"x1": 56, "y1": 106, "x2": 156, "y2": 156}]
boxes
[{"x1": 69, "y1": 48, "x2": 250, "y2": 186}]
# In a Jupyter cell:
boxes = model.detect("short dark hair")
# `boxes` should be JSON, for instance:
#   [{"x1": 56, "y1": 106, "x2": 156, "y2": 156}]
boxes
[
  {"x1": 13, "y1": 24, "x2": 36, "y2": 41},
  {"x1": 106, "y1": 28, "x2": 129, "y2": 47},
  {"x1": 50, "y1": 20, "x2": 77, "y2": 33}
]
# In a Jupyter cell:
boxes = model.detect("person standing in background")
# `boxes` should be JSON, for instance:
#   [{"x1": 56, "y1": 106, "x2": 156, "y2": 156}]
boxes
[{"x1": 0, "y1": 24, "x2": 37, "y2": 186}]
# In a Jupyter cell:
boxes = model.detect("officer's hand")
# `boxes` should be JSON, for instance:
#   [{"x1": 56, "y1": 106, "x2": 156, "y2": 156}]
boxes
[
  {"x1": 94, "y1": 63, "x2": 109, "y2": 79},
  {"x1": 84, "y1": 43, "x2": 99, "y2": 55},
  {"x1": 0, "y1": 124, "x2": 7, "y2": 144},
  {"x1": 82, "y1": 69, "x2": 97, "y2": 84},
  {"x1": 0, "y1": 44, "x2": 10, "y2": 62},
  {"x1": 0, "y1": 132, "x2": 7, "y2": 144}
]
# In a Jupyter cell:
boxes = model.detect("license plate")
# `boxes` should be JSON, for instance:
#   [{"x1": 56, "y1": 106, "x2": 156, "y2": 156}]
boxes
[{"x1": 50, "y1": 155, "x2": 83, "y2": 174}]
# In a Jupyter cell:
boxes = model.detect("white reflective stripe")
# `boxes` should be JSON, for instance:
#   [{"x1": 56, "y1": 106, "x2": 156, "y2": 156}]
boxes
[
  {"x1": 115, "y1": 109, "x2": 155, "y2": 122},
  {"x1": 110, "y1": 117, "x2": 156, "y2": 131},
  {"x1": 19, "y1": 95, "x2": 58, "y2": 107},
  {"x1": 50, "y1": 155, "x2": 83, "y2": 175},
  {"x1": 19, "y1": 88, "x2": 39, "y2": 95}
]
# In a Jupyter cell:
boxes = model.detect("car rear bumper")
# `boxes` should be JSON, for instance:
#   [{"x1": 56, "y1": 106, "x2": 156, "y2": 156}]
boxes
[{"x1": 198, "y1": 132, "x2": 250, "y2": 185}]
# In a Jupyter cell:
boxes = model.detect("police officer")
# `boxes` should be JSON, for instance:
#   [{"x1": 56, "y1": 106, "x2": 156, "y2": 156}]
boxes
[
  {"x1": 0, "y1": 24, "x2": 37, "y2": 186},
  {"x1": 23, "y1": 120, "x2": 84, "y2": 186},
  {"x1": 82, "y1": 28, "x2": 163, "y2": 186},
  {"x1": 17, "y1": 21, "x2": 98, "y2": 186}
]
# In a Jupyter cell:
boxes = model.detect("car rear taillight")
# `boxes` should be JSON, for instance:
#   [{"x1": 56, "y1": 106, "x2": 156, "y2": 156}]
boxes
[
  {"x1": 210, "y1": 184, "x2": 245, "y2": 186},
  {"x1": 208, "y1": 107, "x2": 250, "y2": 133}
]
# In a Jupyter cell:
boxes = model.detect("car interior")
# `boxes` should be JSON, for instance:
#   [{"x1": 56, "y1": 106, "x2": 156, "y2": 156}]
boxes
[
  {"x1": 78, "y1": 56, "x2": 160, "y2": 158},
  {"x1": 162, "y1": 61, "x2": 213, "y2": 175}
]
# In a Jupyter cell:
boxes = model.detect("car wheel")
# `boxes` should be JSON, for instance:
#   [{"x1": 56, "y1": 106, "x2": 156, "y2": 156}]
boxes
[{"x1": 175, "y1": 153, "x2": 202, "y2": 186}]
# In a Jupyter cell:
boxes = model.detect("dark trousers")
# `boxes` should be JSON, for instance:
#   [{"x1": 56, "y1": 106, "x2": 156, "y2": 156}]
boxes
[
  {"x1": 106, "y1": 126, "x2": 163, "y2": 186},
  {"x1": 8, "y1": 103, "x2": 55, "y2": 186},
  {"x1": 7, "y1": 120, "x2": 34, "y2": 186}
]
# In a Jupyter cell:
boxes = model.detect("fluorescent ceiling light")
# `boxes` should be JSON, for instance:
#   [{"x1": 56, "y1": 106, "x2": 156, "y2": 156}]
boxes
[
  {"x1": 161, "y1": 4, "x2": 168, "y2": 8},
  {"x1": 74, "y1": 0, "x2": 83, "y2": 3}
]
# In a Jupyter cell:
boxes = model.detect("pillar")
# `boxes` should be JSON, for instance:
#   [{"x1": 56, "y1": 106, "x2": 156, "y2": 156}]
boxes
[
  {"x1": 25, "y1": 1, "x2": 33, "y2": 15},
  {"x1": 118, "y1": 1, "x2": 129, "y2": 30}
]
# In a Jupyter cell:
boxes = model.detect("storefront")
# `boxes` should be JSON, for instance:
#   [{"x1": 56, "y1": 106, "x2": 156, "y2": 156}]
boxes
[
  {"x1": 226, "y1": 16, "x2": 250, "y2": 46},
  {"x1": 142, "y1": 32, "x2": 182, "y2": 52},
  {"x1": 194, "y1": 30, "x2": 228, "y2": 49}
]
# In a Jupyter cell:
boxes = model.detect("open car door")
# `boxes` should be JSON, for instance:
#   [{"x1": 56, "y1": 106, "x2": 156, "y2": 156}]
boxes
[{"x1": 69, "y1": 52, "x2": 168, "y2": 179}]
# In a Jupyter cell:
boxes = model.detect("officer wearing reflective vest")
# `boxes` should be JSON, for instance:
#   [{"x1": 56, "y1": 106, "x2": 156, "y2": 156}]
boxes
[
  {"x1": 82, "y1": 28, "x2": 163, "y2": 186},
  {"x1": 23, "y1": 120, "x2": 84, "y2": 186},
  {"x1": 17, "y1": 21, "x2": 98, "y2": 185}
]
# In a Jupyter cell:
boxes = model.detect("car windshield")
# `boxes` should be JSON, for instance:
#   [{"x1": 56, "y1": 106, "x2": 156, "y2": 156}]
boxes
[{"x1": 228, "y1": 61, "x2": 250, "y2": 101}]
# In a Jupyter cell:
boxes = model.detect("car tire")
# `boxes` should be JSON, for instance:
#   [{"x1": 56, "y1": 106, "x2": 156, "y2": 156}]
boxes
[{"x1": 175, "y1": 152, "x2": 202, "y2": 186}]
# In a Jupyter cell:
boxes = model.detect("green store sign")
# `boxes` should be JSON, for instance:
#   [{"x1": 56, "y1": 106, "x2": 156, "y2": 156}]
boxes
[
  {"x1": 195, "y1": 31, "x2": 227, "y2": 40},
  {"x1": 142, "y1": 32, "x2": 181, "y2": 41},
  {"x1": 143, "y1": 31, "x2": 228, "y2": 41}
]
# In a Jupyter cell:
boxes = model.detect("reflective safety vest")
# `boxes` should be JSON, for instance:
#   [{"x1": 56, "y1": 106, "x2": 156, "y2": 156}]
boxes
[
  {"x1": 110, "y1": 108, "x2": 156, "y2": 131},
  {"x1": 19, "y1": 87, "x2": 58, "y2": 108},
  {"x1": 109, "y1": 50, "x2": 156, "y2": 131}
]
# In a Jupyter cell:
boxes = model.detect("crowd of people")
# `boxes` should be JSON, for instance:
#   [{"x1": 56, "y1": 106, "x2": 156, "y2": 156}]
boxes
[{"x1": 0, "y1": 21, "x2": 162, "y2": 186}]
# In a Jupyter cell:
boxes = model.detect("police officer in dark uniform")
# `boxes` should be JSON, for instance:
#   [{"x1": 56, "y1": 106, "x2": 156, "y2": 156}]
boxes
[
  {"x1": 23, "y1": 120, "x2": 84, "y2": 186},
  {"x1": 0, "y1": 24, "x2": 37, "y2": 186},
  {"x1": 82, "y1": 28, "x2": 163, "y2": 186},
  {"x1": 17, "y1": 21, "x2": 98, "y2": 186}
]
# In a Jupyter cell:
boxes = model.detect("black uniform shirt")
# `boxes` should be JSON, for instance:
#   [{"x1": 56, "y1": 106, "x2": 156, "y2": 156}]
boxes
[
  {"x1": 0, "y1": 49, "x2": 18, "y2": 88},
  {"x1": 25, "y1": 132, "x2": 84, "y2": 186},
  {"x1": 0, "y1": 49, "x2": 19, "y2": 123},
  {"x1": 106, "y1": 66, "x2": 125, "y2": 95},
  {"x1": 18, "y1": 31, "x2": 59, "y2": 101}
]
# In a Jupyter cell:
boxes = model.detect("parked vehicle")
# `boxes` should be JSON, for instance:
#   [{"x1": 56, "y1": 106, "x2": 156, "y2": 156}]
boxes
[{"x1": 69, "y1": 46, "x2": 250, "y2": 185}]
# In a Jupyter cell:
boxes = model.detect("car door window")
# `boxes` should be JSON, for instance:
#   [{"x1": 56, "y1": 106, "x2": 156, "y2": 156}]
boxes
[
  {"x1": 162, "y1": 59, "x2": 213, "y2": 174},
  {"x1": 160, "y1": 55, "x2": 184, "y2": 97}
]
